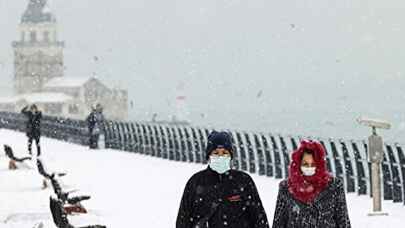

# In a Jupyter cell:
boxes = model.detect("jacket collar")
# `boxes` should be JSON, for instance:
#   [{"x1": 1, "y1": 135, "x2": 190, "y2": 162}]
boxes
[{"x1": 206, "y1": 166, "x2": 231, "y2": 179}]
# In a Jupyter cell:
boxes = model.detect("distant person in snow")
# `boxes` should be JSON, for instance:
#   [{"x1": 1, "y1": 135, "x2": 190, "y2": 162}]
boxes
[
  {"x1": 272, "y1": 140, "x2": 351, "y2": 228},
  {"x1": 21, "y1": 104, "x2": 42, "y2": 156},
  {"x1": 176, "y1": 131, "x2": 269, "y2": 228},
  {"x1": 86, "y1": 104, "x2": 104, "y2": 149}
]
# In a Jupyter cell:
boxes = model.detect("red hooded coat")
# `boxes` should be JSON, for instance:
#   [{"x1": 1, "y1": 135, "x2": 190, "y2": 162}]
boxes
[{"x1": 287, "y1": 140, "x2": 332, "y2": 204}]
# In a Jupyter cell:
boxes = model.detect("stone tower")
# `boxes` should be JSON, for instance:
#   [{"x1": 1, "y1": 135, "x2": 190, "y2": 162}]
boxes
[{"x1": 12, "y1": 0, "x2": 64, "y2": 94}]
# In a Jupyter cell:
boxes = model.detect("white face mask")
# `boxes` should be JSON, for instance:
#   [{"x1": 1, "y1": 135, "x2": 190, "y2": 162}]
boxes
[
  {"x1": 301, "y1": 166, "x2": 316, "y2": 176},
  {"x1": 209, "y1": 155, "x2": 231, "y2": 174}
]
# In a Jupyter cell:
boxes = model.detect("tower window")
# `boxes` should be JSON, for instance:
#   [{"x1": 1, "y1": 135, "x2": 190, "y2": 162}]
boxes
[
  {"x1": 30, "y1": 31, "x2": 37, "y2": 42},
  {"x1": 43, "y1": 31, "x2": 50, "y2": 42},
  {"x1": 21, "y1": 32, "x2": 25, "y2": 42},
  {"x1": 69, "y1": 104, "x2": 79, "y2": 114}
]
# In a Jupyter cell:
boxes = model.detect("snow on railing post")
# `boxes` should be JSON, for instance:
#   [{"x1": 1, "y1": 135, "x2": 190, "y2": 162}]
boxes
[
  {"x1": 109, "y1": 122, "x2": 117, "y2": 149},
  {"x1": 134, "y1": 123, "x2": 143, "y2": 153},
  {"x1": 319, "y1": 139, "x2": 334, "y2": 174},
  {"x1": 184, "y1": 127, "x2": 194, "y2": 163},
  {"x1": 278, "y1": 135, "x2": 289, "y2": 179},
  {"x1": 165, "y1": 126, "x2": 174, "y2": 160},
  {"x1": 230, "y1": 131, "x2": 240, "y2": 170},
  {"x1": 381, "y1": 145, "x2": 394, "y2": 201},
  {"x1": 199, "y1": 128, "x2": 207, "y2": 163},
  {"x1": 329, "y1": 139, "x2": 345, "y2": 184},
  {"x1": 123, "y1": 122, "x2": 133, "y2": 151},
  {"x1": 138, "y1": 123, "x2": 146, "y2": 154},
  {"x1": 120, "y1": 122, "x2": 129, "y2": 151},
  {"x1": 385, "y1": 144, "x2": 402, "y2": 203},
  {"x1": 253, "y1": 133, "x2": 265, "y2": 176},
  {"x1": 153, "y1": 125, "x2": 162, "y2": 158},
  {"x1": 235, "y1": 132, "x2": 248, "y2": 172},
  {"x1": 259, "y1": 134, "x2": 273, "y2": 177},
  {"x1": 269, "y1": 134, "x2": 283, "y2": 179},
  {"x1": 114, "y1": 122, "x2": 121, "y2": 150},
  {"x1": 190, "y1": 127, "x2": 201, "y2": 163},
  {"x1": 158, "y1": 125, "x2": 168, "y2": 159},
  {"x1": 103, "y1": 121, "x2": 112, "y2": 149},
  {"x1": 350, "y1": 140, "x2": 368, "y2": 195},
  {"x1": 340, "y1": 140, "x2": 356, "y2": 193},
  {"x1": 198, "y1": 128, "x2": 208, "y2": 164},
  {"x1": 245, "y1": 132, "x2": 256, "y2": 174},
  {"x1": 172, "y1": 126, "x2": 181, "y2": 161},
  {"x1": 127, "y1": 122, "x2": 135, "y2": 152},
  {"x1": 394, "y1": 144, "x2": 405, "y2": 206},
  {"x1": 128, "y1": 123, "x2": 138, "y2": 152},
  {"x1": 148, "y1": 124, "x2": 158, "y2": 157},
  {"x1": 145, "y1": 124, "x2": 153, "y2": 156},
  {"x1": 177, "y1": 126, "x2": 187, "y2": 162}
]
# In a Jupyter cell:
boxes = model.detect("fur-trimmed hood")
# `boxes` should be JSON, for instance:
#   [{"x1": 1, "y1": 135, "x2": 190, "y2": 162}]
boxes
[{"x1": 287, "y1": 140, "x2": 332, "y2": 204}]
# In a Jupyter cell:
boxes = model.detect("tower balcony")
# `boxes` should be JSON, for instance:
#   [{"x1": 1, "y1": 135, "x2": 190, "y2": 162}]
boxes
[{"x1": 12, "y1": 41, "x2": 65, "y2": 48}]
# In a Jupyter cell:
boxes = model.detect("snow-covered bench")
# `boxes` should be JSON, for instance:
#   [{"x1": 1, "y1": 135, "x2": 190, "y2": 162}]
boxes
[
  {"x1": 49, "y1": 197, "x2": 106, "y2": 228},
  {"x1": 36, "y1": 158, "x2": 66, "y2": 189},
  {"x1": 3, "y1": 144, "x2": 31, "y2": 170},
  {"x1": 49, "y1": 173, "x2": 91, "y2": 214}
]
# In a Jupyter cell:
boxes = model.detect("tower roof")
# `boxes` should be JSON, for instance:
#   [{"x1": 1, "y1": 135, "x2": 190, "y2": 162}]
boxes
[{"x1": 21, "y1": 0, "x2": 56, "y2": 24}]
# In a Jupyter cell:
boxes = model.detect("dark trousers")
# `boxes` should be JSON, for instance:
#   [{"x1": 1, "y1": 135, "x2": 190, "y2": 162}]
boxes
[
  {"x1": 28, "y1": 136, "x2": 41, "y2": 156},
  {"x1": 89, "y1": 134, "x2": 99, "y2": 149}
]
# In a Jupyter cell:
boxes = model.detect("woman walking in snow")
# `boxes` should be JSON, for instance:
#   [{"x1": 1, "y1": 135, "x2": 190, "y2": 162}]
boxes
[{"x1": 272, "y1": 140, "x2": 351, "y2": 228}]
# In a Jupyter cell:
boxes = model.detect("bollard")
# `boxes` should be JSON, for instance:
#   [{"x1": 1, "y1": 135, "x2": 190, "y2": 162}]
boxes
[{"x1": 357, "y1": 117, "x2": 391, "y2": 216}]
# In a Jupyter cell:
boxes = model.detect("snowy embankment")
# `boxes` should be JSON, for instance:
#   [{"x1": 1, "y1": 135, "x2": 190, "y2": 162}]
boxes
[{"x1": 0, "y1": 129, "x2": 404, "y2": 227}]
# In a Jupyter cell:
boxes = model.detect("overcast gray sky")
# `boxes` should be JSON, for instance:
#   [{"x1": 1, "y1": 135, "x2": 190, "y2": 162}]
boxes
[{"x1": 1, "y1": 0, "x2": 404, "y2": 142}]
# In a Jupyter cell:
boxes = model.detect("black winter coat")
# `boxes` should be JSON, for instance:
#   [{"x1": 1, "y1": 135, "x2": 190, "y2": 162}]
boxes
[
  {"x1": 176, "y1": 167, "x2": 269, "y2": 228},
  {"x1": 21, "y1": 107, "x2": 42, "y2": 138},
  {"x1": 272, "y1": 178, "x2": 351, "y2": 228},
  {"x1": 86, "y1": 111, "x2": 104, "y2": 135}
]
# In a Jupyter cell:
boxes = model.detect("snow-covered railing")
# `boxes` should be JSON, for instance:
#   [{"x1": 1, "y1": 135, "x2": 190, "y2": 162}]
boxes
[
  {"x1": 0, "y1": 111, "x2": 88, "y2": 146},
  {"x1": 0, "y1": 111, "x2": 404, "y2": 206},
  {"x1": 102, "y1": 121, "x2": 405, "y2": 206}
]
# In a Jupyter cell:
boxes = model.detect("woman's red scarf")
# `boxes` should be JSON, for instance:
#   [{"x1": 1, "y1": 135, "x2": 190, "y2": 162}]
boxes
[{"x1": 287, "y1": 140, "x2": 332, "y2": 204}]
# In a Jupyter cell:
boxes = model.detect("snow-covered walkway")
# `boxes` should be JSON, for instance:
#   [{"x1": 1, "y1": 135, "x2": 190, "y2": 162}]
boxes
[{"x1": 0, "y1": 129, "x2": 404, "y2": 227}]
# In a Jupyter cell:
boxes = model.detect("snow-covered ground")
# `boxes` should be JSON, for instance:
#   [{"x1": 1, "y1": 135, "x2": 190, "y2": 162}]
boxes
[{"x1": 0, "y1": 129, "x2": 404, "y2": 227}]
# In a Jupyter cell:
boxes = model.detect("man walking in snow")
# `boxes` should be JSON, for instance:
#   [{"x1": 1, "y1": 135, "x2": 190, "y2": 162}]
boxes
[
  {"x1": 86, "y1": 104, "x2": 104, "y2": 149},
  {"x1": 176, "y1": 131, "x2": 269, "y2": 228},
  {"x1": 21, "y1": 104, "x2": 42, "y2": 156}
]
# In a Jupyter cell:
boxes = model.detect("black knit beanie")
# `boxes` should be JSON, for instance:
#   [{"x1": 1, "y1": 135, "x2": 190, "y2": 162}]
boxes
[{"x1": 205, "y1": 131, "x2": 234, "y2": 160}]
